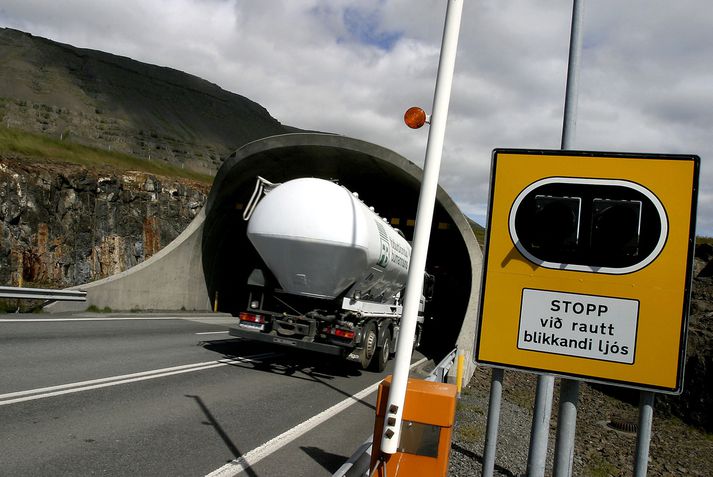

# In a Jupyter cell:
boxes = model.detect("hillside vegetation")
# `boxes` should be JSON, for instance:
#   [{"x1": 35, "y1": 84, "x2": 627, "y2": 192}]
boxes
[
  {"x1": 0, "y1": 28, "x2": 291, "y2": 174},
  {"x1": 0, "y1": 127, "x2": 212, "y2": 184}
]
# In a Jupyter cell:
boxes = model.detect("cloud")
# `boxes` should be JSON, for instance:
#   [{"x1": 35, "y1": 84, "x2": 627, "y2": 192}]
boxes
[{"x1": 1, "y1": 0, "x2": 711, "y2": 236}]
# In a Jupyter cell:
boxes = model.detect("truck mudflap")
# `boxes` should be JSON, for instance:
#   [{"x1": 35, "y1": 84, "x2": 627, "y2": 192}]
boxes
[{"x1": 229, "y1": 327, "x2": 359, "y2": 358}]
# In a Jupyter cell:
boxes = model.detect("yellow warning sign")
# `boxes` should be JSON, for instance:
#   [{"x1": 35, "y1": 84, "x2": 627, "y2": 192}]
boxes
[{"x1": 475, "y1": 149, "x2": 699, "y2": 393}]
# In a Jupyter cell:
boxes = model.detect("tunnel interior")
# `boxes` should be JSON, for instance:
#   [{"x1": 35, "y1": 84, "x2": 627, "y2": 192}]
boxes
[{"x1": 202, "y1": 134, "x2": 474, "y2": 357}]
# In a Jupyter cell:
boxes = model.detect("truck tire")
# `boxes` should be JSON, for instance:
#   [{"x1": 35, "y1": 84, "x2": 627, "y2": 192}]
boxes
[
  {"x1": 370, "y1": 328, "x2": 391, "y2": 373},
  {"x1": 358, "y1": 321, "x2": 378, "y2": 370}
]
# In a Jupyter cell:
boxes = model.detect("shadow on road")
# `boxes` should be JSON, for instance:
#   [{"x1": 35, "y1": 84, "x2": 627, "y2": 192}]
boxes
[
  {"x1": 202, "y1": 338, "x2": 377, "y2": 411},
  {"x1": 185, "y1": 394, "x2": 260, "y2": 477},
  {"x1": 300, "y1": 446, "x2": 349, "y2": 474}
]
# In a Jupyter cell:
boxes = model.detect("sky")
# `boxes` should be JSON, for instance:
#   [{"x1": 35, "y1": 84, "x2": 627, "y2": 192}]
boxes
[{"x1": 1, "y1": 0, "x2": 712, "y2": 237}]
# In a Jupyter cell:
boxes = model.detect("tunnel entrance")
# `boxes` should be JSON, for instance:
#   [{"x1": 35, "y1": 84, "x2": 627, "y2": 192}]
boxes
[{"x1": 202, "y1": 133, "x2": 478, "y2": 357}]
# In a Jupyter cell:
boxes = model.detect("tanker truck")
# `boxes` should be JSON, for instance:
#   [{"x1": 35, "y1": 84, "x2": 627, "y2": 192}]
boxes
[{"x1": 228, "y1": 177, "x2": 433, "y2": 372}]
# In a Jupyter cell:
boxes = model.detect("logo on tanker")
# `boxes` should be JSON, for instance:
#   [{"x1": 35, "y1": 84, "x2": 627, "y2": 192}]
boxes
[
  {"x1": 389, "y1": 238, "x2": 409, "y2": 270},
  {"x1": 375, "y1": 221, "x2": 390, "y2": 268}
]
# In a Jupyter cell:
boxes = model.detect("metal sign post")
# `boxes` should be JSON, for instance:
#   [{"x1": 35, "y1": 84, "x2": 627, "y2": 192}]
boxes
[
  {"x1": 481, "y1": 368, "x2": 504, "y2": 477},
  {"x1": 528, "y1": 2, "x2": 585, "y2": 474},
  {"x1": 380, "y1": 0, "x2": 465, "y2": 455},
  {"x1": 553, "y1": 1, "x2": 585, "y2": 475},
  {"x1": 634, "y1": 391, "x2": 655, "y2": 476},
  {"x1": 526, "y1": 375, "x2": 555, "y2": 476}
]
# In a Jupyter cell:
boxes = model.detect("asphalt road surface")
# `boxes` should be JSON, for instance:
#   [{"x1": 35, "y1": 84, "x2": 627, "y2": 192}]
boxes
[{"x1": 0, "y1": 312, "x2": 429, "y2": 476}]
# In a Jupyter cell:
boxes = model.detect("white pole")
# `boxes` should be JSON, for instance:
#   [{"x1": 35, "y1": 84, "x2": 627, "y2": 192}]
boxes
[{"x1": 380, "y1": 0, "x2": 464, "y2": 455}]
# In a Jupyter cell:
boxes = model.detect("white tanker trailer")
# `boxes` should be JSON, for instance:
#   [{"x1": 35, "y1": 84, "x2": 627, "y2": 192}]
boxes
[{"x1": 228, "y1": 177, "x2": 433, "y2": 371}]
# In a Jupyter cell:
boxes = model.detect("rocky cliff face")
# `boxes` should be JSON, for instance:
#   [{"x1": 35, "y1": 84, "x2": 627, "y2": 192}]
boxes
[
  {"x1": 0, "y1": 155, "x2": 208, "y2": 290},
  {"x1": 659, "y1": 244, "x2": 713, "y2": 430}
]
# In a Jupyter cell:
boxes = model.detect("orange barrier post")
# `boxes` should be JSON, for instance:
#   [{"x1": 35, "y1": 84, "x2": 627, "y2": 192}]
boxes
[{"x1": 370, "y1": 376, "x2": 458, "y2": 476}]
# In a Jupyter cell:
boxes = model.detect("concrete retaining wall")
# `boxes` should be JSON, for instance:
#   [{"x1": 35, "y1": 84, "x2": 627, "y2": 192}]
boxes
[{"x1": 46, "y1": 209, "x2": 211, "y2": 313}]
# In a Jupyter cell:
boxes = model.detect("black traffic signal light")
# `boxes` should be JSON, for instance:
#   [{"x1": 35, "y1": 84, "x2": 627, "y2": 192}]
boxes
[
  {"x1": 512, "y1": 182, "x2": 662, "y2": 270},
  {"x1": 591, "y1": 199, "x2": 642, "y2": 263},
  {"x1": 526, "y1": 195, "x2": 581, "y2": 262}
]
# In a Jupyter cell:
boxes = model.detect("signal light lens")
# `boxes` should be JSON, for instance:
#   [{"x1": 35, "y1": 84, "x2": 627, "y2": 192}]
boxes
[
  {"x1": 531, "y1": 195, "x2": 581, "y2": 254},
  {"x1": 239, "y1": 312, "x2": 266, "y2": 324},
  {"x1": 404, "y1": 107, "x2": 427, "y2": 129},
  {"x1": 591, "y1": 198, "x2": 642, "y2": 261}
]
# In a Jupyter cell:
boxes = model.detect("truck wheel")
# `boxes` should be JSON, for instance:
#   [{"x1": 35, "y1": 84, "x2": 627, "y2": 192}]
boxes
[
  {"x1": 358, "y1": 321, "x2": 377, "y2": 370},
  {"x1": 370, "y1": 328, "x2": 391, "y2": 373}
]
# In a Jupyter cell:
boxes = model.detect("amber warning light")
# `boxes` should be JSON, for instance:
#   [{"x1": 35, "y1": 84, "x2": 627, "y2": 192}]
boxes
[{"x1": 404, "y1": 106, "x2": 428, "y2": 129}]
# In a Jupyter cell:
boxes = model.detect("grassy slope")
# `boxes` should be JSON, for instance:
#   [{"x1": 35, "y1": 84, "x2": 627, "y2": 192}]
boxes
[{"x1": 0, "y1": 127, "x2": 213, "y2": 184}]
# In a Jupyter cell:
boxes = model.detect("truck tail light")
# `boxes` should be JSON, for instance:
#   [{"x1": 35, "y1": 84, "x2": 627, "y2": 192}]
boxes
[
  {"x1": 324, "y1": 326, "x2": 355, "y2": 339},
  {"x1": 239, "y1": 312, "x2": 266, "y2": 324},
  {"x1": 335, "y1": 329, "x2": 355, "y2": 339}
]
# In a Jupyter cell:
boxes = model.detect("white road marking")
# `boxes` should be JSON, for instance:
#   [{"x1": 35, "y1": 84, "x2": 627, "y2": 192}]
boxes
[
  {"x1": 196, "y1": 331, "x2": 230, "y2": 335},
  {"x1": 205, "y1": 357, "x2": 429, "y2": 477},
  {"x1": 0, "y1": 353, "x2": 278, "y2": 407},
  {"x1": 0, "y1": 316, "x2": 228, "y2": 322}
]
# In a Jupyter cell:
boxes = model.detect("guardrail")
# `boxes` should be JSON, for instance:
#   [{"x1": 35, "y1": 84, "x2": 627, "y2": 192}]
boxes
[
  {"x1": 0, "y1": 286, "x2": 87, "y2": 302},
  {"x1": 425, "y1": 347, "x2": 458, "y2": 383},
  {"x1": 332, "y1": 348, "x2": 458, "y2": 477}
]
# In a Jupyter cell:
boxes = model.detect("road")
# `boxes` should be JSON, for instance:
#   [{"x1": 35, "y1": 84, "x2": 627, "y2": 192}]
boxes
[{"x1": 0, "y1": 313, "x2": 430, "y2": 476}]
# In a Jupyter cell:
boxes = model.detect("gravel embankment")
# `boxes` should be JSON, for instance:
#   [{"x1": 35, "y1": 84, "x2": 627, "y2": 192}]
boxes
[{"x1": 448, "y1": 366, "x2": 713, "y2": 476}]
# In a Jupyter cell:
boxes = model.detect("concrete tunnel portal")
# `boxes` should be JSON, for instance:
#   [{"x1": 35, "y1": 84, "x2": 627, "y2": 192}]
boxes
[{"x1": 202, "y1": 133, "x2": 481, "y2": 357}]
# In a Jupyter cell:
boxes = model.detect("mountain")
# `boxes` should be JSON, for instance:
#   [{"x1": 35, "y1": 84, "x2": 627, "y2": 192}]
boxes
[
  {"x1": 0, "y1": 28, "x2": 293, "y2": 175},
  {"x1": 0, "y1": 27, "x2": 293, "y2": 296}
]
